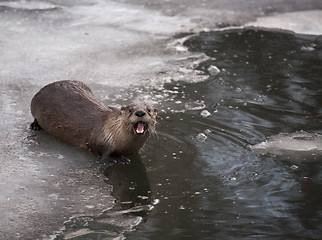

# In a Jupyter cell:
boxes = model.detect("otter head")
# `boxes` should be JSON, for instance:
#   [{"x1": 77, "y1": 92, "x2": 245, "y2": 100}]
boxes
[{"x1": 121, "y1": 104, "x2": 158, "y2": 135}]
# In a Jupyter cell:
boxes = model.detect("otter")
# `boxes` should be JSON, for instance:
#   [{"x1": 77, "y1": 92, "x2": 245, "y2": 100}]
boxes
[{"x1": 30, "y1": 80, "x2": 157, "y2": 164}]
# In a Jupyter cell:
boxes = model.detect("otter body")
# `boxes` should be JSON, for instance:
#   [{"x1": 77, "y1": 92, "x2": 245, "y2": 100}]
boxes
[{"x1": 30, "y1": 80, "x2": 157, "y2": 163}]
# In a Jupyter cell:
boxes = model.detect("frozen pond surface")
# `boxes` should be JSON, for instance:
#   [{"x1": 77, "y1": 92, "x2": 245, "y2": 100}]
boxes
[{"x1": 0, "y1": 0, "x2": 322, "y2": 239}]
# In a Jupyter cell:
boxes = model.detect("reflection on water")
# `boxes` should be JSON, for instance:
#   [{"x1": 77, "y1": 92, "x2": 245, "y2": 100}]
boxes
[
  {"x1": 104, "y1": 156, "x2": 152, "y2": 211},
  {"x1": 54, "y1": 157, "x2": 155, "y2": 239}
]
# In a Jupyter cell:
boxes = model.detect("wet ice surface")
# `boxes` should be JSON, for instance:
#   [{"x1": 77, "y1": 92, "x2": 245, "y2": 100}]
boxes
[
  {"x1": 246, "y1": 10, "x2": 322, "y2": 35},
  {"x1": 1, "y1": 0, "x2": 322, "y2": 239},
  {"x1": 0, "y1": 0, "x2": 194, "y2": 238},
  {"x1": 0, "y1": 0, "x2": 196, "y2": 88},
  {"x1": 250, "y1": 131, "x2": 322, "y2": 155}
]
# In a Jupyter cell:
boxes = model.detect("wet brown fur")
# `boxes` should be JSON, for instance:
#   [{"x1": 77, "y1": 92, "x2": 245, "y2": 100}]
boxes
[{"x1": 30, "y1": 80, "x2": 157, "y2": 162}]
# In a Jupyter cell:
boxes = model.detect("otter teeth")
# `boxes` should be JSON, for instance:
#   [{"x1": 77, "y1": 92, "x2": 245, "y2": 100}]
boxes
[{"x1": 135, "y1": 122, "x2": 145, "y2": 134}]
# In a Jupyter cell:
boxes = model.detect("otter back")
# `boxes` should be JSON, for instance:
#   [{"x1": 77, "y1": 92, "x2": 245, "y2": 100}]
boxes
[{"x1": 31, "y1": 80, "x2": 111, "y2": 149}]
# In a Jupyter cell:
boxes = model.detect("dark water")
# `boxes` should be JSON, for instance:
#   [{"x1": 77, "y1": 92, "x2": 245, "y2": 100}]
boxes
[{"x1": 58, "y1": 28, "x2": 322, "y2": 239}]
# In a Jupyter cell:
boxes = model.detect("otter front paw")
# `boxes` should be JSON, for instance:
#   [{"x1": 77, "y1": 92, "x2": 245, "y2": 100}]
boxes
[{"x1": 104, "y1": 153, "x2": 130, "y2": 165}]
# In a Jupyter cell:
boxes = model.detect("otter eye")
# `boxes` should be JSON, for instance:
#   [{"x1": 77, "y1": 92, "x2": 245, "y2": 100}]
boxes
[
  {"x1": 129, "y1": 108, "x2": 134, "y2": 113},
  {"x1": 147, "y1": 107, "x2": 151, "y2": 113}
]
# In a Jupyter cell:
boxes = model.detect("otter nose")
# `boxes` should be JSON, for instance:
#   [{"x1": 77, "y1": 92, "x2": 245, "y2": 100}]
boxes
[{"x1": 135, "y1": 110, "x2": 146, "y2": 117}]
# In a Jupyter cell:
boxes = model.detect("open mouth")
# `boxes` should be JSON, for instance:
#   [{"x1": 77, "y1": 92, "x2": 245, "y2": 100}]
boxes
[{"x1": 134, "y1": 121, "x2": 147, "y2": 134}]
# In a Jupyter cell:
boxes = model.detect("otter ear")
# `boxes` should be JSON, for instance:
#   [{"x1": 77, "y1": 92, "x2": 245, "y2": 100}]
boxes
[
  {"x1": 120, "y1": 106, "x2": 127, "y2": 114},
  {"x1": 153, "y1": 108, "x2": 158, "y2": 115}
]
